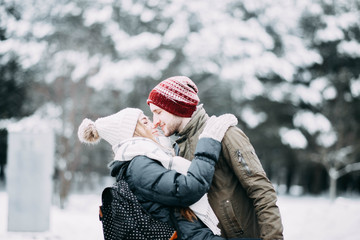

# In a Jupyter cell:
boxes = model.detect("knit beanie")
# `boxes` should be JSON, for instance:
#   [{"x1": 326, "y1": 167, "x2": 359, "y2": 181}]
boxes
[
  {"x1": 147, "y1": 76, "x2": 200, "y2": 117},
  {"x1": 78, "y1": 108, "x2": 143, "y2": 148}
]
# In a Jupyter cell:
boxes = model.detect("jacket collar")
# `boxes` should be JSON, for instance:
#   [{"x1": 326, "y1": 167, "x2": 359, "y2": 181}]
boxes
[
  {"x1": 175, "y1": 104, "x2": 209, "y2": 144},
  {"x1": 108, "y1": 160, "x2": 128, "y2": 177}
]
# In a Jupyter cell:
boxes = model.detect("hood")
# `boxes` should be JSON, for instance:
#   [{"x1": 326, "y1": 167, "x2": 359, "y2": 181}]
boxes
[
  {"x1": 108, "y1": 160, "x2": 129, "y2": 178},
  {"x1": 176, "y1": 104, "x2": 208, "y2": 144}
]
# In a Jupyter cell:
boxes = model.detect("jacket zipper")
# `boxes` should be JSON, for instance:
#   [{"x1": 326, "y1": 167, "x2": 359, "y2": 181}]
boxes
[{"x1": 237, "y1": 150, "x2": 252, "y2": 176}]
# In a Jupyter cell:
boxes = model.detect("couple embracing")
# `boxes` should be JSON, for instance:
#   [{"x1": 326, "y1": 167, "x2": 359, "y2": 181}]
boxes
[{"x1": 78, "y1": 76, "x2": 283, "y2": 240}]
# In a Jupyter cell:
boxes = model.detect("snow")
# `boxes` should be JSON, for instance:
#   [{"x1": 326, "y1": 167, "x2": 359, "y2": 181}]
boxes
[
  {"x1": 278, "y1": 195, "x2": 360, "y2": 240},
  {"x1": 295, "y1": 85, "x2": 323, "y2": 106},
  {"x1": 83, "y1": 6, "x2": 113, "y2": 26},
  {"x1": 1, "y1": 190, "x2": 359, "y2": 240},
  {"x1": 240, "y1": 107, "x2": 267, "y2": 129},
  {"x1": 116, "y1": 32, "x2": 163, "y2": 54},
  {"x1": 316, "y1": 131, "x2": 338, "y2": 148},
  {"x1": 337, "y1": 12, "x2": 359, "y2": 30},
  {"x1": 5, "y1": 103, "x2": 62, "y2": 134},
  {"x1": 292, "y1": 111, "x2": 337, "y2": 148},
  {"x1": 87, "y1": 58, "x2": 160, "y2": 91},
  {"x1": 350, "y1": 77, "x2": 360, "y2": 98},
  {"x1": 140, "y1": 9, "x2": 156, "y2": 22},
  {"x1": 45, "y1": 51, "x2": 102, "y2": 83},
  {"x1": 315, "y1": 17, "x2": 345, "y2": 43},
  {"x1": 0, "y1": 39, "x2": 47, "y2": 69},
  {"x1": 163, "y1": 12, "x2": 190, "y2": 44},
  {"x1": 337, "y1": 40, "x2": 360, "y2": 58},
  {"x1": 0, "y1": 191, "x2": 103, "y2": 240},
  {"x1": 293, "y1": 111, "x2": 332, "y2": 135},
  {"x1": 32, "y1": 22, "x2": 54, "y2": 38},
  {"x1": 279, "y1": 127, "x2": 308, "y2": 149},
  {"x1": 54, "y1": 2, "x2": 82, "y2": 17}
]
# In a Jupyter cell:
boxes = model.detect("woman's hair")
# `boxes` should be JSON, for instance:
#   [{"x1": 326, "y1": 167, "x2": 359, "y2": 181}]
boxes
[
  {"x1": 78, "y1": 118, "x2": 101, "y2": 144},
  {"x1": 180, "y1": 207, "x2": 198, "y2": 222}
]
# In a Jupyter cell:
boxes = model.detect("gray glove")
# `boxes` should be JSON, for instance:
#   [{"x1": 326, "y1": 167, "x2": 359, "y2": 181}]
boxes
[{"x1": 199, "y1": 114, "x2": 238, "y2": 142}]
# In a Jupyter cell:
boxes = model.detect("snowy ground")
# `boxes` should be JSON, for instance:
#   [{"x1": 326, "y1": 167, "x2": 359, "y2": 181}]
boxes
[{"x1": 0, "y1": 190, "x2": 359, "y2": 240}]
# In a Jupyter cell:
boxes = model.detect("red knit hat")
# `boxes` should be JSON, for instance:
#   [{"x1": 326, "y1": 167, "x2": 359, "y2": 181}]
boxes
[{"x1": 147, "y1": 76, "x2": 200, "y2": 117}]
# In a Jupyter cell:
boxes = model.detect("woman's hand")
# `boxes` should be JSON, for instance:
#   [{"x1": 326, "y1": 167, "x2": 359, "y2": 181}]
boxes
[{"x1": 199, "y1": 114, "x2": 238, "y2": 142}]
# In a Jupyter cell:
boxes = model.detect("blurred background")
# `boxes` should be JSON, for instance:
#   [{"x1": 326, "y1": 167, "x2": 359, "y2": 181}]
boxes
[{"x1": 0, "y1": 0, "x2": 360, "y2": 239}]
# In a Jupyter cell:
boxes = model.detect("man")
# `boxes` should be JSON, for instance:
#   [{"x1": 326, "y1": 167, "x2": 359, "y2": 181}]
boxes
[{"x1": 147, "y1": 76, "x2": 283, "y2": 240}]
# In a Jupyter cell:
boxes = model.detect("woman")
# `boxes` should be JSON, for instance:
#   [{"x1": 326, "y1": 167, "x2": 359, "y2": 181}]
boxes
[{"x1": 78, "y1": 108, "x2": 237, "y2": 239}]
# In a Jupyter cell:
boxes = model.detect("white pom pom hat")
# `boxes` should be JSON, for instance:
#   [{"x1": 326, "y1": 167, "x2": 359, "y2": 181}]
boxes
[{"x1": 79, "y1": 108, "x2": 143, "y2": 147}]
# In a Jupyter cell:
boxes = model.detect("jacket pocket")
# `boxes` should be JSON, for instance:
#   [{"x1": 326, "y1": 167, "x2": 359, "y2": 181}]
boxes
[
  {"x1": 237, "y1": 150, "x2": 252, "y2": 176},
  {"x1": 221, "y1": 199, "x2": 245, "y2": 237}
]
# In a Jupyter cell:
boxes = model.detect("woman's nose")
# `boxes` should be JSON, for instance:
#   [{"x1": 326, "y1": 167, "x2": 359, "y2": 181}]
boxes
[{"x1": 149, "y1": 120, "x2": 155, "y2": 129}]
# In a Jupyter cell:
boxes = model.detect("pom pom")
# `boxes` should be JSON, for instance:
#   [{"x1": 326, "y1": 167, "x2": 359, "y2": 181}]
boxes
[{"x1": 77, "y1": 118, "x2": 101, "y2": 144}]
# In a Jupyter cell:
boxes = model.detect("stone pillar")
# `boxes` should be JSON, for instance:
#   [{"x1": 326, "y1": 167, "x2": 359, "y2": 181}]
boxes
[{"x1": 7, "y1": 126, "x2": 54, "y2": 232}]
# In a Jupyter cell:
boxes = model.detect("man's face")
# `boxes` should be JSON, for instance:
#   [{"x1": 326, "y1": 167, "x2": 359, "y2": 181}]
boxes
[{"x1": 149, "y1": 103, "x2": 183, "y2": 137}]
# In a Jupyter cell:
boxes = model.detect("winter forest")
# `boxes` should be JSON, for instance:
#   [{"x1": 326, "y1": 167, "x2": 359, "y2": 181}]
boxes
[{"x1": 0, "y1": 0, "x2": 360, "y2": 238}]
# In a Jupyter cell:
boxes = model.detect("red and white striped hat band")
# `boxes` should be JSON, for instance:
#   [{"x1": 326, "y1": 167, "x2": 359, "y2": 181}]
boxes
[{"x1": 147, "y1": 76, "x2": 200, "y2": 117}]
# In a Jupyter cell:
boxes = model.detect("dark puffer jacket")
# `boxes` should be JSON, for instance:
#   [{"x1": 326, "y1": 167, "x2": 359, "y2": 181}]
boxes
[{"x1": 109, "y1": 138, "x2": 225, "y2": 240}]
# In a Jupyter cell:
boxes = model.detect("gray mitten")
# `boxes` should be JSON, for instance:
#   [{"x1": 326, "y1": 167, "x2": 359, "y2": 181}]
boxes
[{"x1": 199, "y1": 114, "x2": 238, "y2": 142}]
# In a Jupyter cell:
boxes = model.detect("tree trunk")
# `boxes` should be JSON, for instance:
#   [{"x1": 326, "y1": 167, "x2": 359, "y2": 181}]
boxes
[{"x1": 329, "y1": 176, "x2": 337, "y2": 201}]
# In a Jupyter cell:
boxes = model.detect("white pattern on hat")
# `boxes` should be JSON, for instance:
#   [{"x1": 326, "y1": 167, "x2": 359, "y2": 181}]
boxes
[
  {"x1": 154, "y1": 79, "x2": 199, "y2": 104},
  {"x1": 147, "y1": 76, "x2": 200, "y2": 117}
]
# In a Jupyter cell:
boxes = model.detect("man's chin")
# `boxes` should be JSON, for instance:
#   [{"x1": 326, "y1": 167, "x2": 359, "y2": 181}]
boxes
[
  {"x1": 163, "y1": 132, "x2": 172, "y2": 137},
  {"x1": 163, "y1": 129, "x2": 175, "y2": 137}
]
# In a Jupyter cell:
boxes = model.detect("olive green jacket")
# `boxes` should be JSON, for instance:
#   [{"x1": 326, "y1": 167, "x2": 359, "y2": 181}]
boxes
[{"x1": 175, "y1": 106, "x2": 283, "y2": 240}]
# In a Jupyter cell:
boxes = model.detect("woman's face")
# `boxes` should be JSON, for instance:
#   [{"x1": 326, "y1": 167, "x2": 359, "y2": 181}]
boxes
[{"x1": 136, "y1": 113, "x2": 159, "y2": 138}]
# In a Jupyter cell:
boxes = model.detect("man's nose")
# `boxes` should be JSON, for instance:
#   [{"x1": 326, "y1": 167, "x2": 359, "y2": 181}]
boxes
[{"x1": 152, "y1": 115, "x2": 160, "y2": 128}]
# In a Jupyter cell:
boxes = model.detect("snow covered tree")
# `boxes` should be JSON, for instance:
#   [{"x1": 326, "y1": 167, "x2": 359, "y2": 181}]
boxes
[
  {"x1": 2, "y1": 0, "x2": 360, "y2": 204},
  {"x1": 297, "y1": 0, "x2": 360, "y2": 199},
  {"x1": 0, "y1": 0, "x2": 39, "y2": 185}
]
